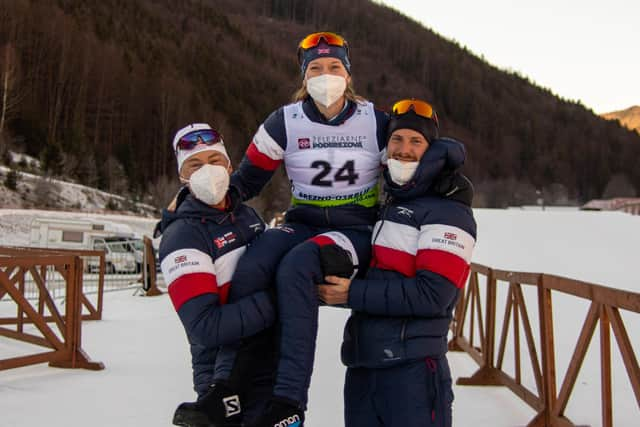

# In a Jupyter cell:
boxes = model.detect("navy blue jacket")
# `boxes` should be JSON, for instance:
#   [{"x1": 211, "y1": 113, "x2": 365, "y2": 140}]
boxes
[
  {"x1": 157, "y1": 188, "x2": 275, "y2": 392},
  {"x1": 230, "y1": 97, "x2": 389, "y2": 228},
  {"x1": 341, "y1": 138, "x2": 477, "y2": 368}
]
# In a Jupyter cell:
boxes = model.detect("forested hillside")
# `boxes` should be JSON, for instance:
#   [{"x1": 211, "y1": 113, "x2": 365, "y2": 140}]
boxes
[{"x1": 1, "y1": 0, "x2": 639, "y2": 216}]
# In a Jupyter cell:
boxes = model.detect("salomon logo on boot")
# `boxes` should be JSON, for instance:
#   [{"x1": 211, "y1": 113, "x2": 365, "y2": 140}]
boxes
[
  {"x1": 273, "y1": 414, "x2": 301, "y2": 427},
  {"x1": 223, "y1": 395, "x2": 241, "y2": 417}
]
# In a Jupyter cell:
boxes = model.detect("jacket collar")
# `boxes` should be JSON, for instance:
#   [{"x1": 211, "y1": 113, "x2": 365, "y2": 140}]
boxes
[
  {"x1": 301, "y1": 97, "x2": 356, "y2": 125},
  {"x1": 384, "y1": 137, "x2": 467, "y2": 202},
  {"x1": 155, "y1": 186, "x2": 241, "y2": 236}
]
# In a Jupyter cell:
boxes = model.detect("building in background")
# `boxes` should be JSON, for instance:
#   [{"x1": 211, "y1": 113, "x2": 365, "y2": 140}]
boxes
[{"x1": 582, "y1": 198, "x2": 640, "y2": 215}]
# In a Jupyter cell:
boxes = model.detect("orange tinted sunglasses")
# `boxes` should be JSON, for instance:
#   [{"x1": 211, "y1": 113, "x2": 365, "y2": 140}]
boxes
[
  {"x1": 298, "y1": 32, "x2": 348, "y2": 50},
  {"x1": 392, "y1": 99, "x2": 439, "y2": 125}
]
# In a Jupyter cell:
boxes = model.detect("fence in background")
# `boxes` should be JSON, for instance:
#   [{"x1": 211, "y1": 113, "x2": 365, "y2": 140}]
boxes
[
  {"x1": 0, "y1": 249, "x2": 104, "y2": 370},
  {"x1": 0, "y1": 246, "x2": 105, "y2": 320},
  {"x1": 450, "y1": 263, "x2": 640, "y2": 427}
]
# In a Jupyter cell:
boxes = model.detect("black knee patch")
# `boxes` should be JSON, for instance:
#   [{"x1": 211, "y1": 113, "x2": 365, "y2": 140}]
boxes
[{"x1": 319, "y1": 244, "x2": 354, "y2": 279}]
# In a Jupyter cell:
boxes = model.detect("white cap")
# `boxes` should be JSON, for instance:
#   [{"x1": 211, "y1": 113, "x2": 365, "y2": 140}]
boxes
[{"x1": 173, "y1": 123, "x2": 229, "y2": 173}]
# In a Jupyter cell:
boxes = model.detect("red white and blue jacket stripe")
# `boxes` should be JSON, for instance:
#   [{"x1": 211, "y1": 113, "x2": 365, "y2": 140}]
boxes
[
  {"x1": 230, "y1": 97, "x2": 389, "y2": 227},
  {"x1": 341, "y1": 137, "x2": 477, "y2": 368},
  {"x1": 158, "y1": 188, "x2": 274, "y2": 350}
]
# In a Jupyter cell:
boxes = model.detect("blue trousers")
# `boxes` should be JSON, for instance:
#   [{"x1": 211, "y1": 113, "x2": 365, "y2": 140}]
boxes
[
  {"x1": 226, "y1": 221, "x2": 372, "y2": 407},
  {"x1": 345, "y1": 357, "x2": 454, "y2": 427}
]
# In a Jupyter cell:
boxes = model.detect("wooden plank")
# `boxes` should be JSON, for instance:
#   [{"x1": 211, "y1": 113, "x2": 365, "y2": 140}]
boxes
[
  {"x1": 0, "y1": 269, "x2": 65, "y2": 351},
  {"x1": 538, "y1": 280, "x2": 557, "y2": 427},
  {"x1": 496, "y1": 284, "x2": 514, "y2": 369},
  {"x1": 514, "y1": 284, "x2": 544, "y2": 396},
  {"x1": 492, "y1": 269, "x2": 542, "y2": 285},
  {"x1": 0, "y1": 256, "x2": 74, "y2": 268},
  {"x1": 554, "y1": 302, "x2": 599, "y2": 416},
  {"x1": 470, "y1": 263, "x2": 491, "y2": 275},
  {"x1": 0, "y1": 351, "x2": 59, "y2": 371},
  {"x1": 475, "y1": 275, "x2": 486, "y2": 349},
  {"x1": 95, "y1": 252, "x2": 105, "y2": 319},
  {"x1": 606, "y1": 306, "x2": 640, "y2": 408},
  {"x1": 80, "y1": 293, "x2": 98, "y2": 319},
  {"x1": 17, "y1": 270, "x2": 25, "y2": 333},
  {"x1": 485, "y1": 272, "x2": 497, "y2": 368},
  {"x1": 27, "y1": 266, "x2": 66, "y2": 336},
  {"x1": 514, "y1": 286, "x2": 521, "y2": 385},
  {"x1": 543, "y1": 274, "x2": 640, "y2": 312},
  {"x1": 600, "y1": 305, "x2": 612, "y2": 427},
  {"x1": 458, "y1": 272, "x2": 475, "y2": 337},
  {"x1": 469, "y1": 278, "x2": 477, "y2": 348},
  {"x1": 0, "y1": 327, "x2": 53, "y2": 348},
  {"x1": 453, "y1": 337, "x2": 484, "y2": 366},
  {"x1": 497, "y1": 369, "x2": 544, "y2": 412}
]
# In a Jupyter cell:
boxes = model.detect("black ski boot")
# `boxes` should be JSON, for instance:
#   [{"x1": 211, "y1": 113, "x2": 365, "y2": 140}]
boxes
[
  {"x1": 198, "y1": 382, "x2": 243, "y2": 426},
  {"x1": 172, "y1": 401, "x2": 211, "y2": 427},
  {"x1": 246, "y1": 397, "x2": 304, "y2": 427}
]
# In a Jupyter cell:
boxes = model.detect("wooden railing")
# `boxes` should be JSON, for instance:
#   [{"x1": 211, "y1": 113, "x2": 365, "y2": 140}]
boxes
[
  {"x1": 0, "y1": 250, "x2": 104, "y2": 371},
  {"x1": 449, "y1": 263, "x2": 640, "y2": 427},
  {"x1": 0, "y1": 246, "x2": 105, "y2": 320}
]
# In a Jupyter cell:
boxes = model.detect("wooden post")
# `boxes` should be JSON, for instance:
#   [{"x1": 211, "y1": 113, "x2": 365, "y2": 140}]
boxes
[
  {"x1": 142, "y1": 236, "x2": 162, "y2": 296},
  {"x1": 17, "y1": 267, "x2": 24, "y2": 333},
  {"x1": 528, "y1": 274, "x2": 558, "y2": 427},
  {"x1": 600, "y1": 305, "x2": 612, "y2": 427},
  {"x1": 49, "y1": 256, "x2": 103, "y2": 370},
  {"x1": 96, "y1": 251, "x2": 105, "y2": 319},
  {"x1": 485, "y1": 269, "x2": 497, "y2": 370}
]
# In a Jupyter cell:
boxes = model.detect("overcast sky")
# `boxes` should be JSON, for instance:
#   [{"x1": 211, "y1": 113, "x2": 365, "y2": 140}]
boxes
[{"x1": 377, "y1": 0, "x2": 640, "y2": 113}]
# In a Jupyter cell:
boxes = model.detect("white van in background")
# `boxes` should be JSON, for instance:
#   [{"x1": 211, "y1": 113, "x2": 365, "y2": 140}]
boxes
[
  {"x1": 87, "y1": 237, "x2": 138, "y2": 273},
  {"x1": 29, "y1": 218, "x2": 139, "y2": 274}
]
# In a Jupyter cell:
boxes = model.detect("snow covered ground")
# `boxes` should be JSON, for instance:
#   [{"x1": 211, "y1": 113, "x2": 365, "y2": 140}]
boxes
[{"x1": 1, "y1": 208, "x2": 639, "y2": 426}]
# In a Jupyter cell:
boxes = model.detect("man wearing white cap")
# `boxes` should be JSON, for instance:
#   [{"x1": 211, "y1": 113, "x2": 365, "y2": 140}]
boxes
[{"x1": 157, "y1": 123, "x2": 276, "y2": 426}]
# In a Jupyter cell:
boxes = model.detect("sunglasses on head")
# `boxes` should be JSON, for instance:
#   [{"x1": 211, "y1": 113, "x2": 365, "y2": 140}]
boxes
[
  {"x1": 297, "y1": 32, "x2": 349, "y2": 61},
  {"x1": 392, "y1": 99, "x2": 439, "y2": 126},
  {"x1": 175, "y1": 130, "x2": 222, "y2": 151},
  {"x1": 298, "y1": 32, "x2": 348, "y2": 50}
]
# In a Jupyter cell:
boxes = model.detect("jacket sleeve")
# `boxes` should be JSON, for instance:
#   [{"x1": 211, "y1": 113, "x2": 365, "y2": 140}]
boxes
[
  {"x1": 349, "y1": 269, "x2": 466, "y2": 317},
  {"x1": 160, "y1": 223, "x2": 274, "y2": 348},
  {"x1": 177, "y1": 291, "x2": 274, "y2": 347},
  {"x1": 230, "y1": 108, "x2": 286, "y2": 201},
  {"x1": 348, "y1": 209, "x2": 476, "y2": 317}
]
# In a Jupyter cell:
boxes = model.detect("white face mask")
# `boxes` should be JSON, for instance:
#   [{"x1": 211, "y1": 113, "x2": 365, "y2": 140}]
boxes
[
  {"x1": 187, "y1": 164, "x2": 230, "y2": 206},
  {"x1": 387, "y1": 158, "x2": 419, "y2": 186},
  {"x1": 306, "y1": 74, "x2": 347, "y2": 108}
]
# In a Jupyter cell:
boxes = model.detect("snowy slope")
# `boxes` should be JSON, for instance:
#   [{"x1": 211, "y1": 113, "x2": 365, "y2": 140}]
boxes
[
  {"x1": 0, "y1": 164, "x2": 158, "y2": 215},
  {"x1": 1, "y1": 208, "x2": 639, "y2": 426}
]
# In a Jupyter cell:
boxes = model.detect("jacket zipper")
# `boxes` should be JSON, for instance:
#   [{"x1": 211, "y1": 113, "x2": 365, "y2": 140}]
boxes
[{"x1": 371, "y1": 196, "x2": 391, "y2": 268}]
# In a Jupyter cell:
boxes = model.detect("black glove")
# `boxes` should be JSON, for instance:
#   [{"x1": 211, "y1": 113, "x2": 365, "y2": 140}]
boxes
[{"x1": 319, "y1": 244, "x2": 354, "y2": 279}]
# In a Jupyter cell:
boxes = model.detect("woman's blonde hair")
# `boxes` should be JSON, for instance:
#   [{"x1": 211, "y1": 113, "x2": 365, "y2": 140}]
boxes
[{"x1": 292, "y1": 79, "x2": 367, "y2": 104}]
